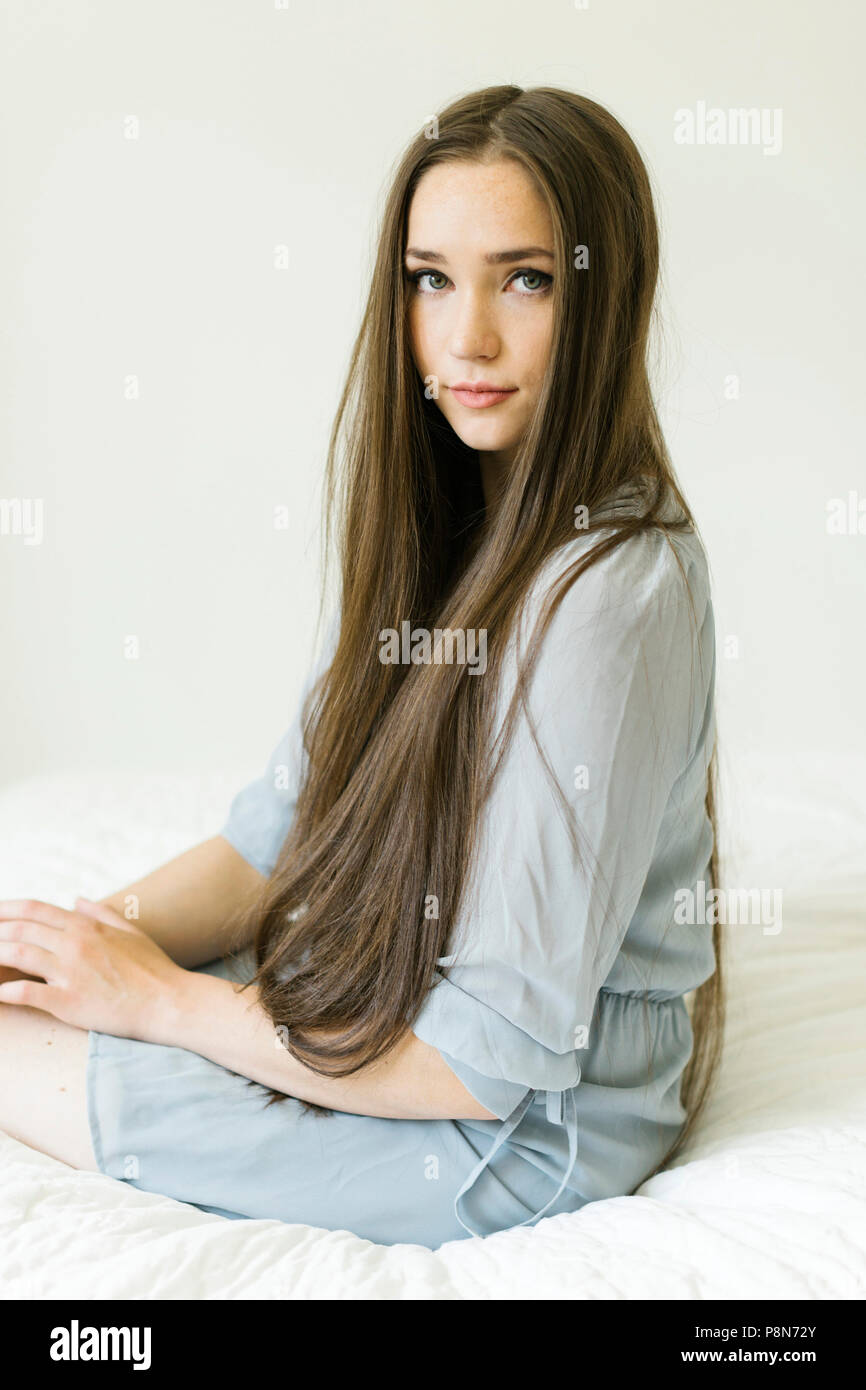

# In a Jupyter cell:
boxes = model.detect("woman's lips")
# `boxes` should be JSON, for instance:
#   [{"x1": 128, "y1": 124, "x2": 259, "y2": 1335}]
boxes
[{"x1": 449, "y1": 385, "x2": 518, "y2": 409}]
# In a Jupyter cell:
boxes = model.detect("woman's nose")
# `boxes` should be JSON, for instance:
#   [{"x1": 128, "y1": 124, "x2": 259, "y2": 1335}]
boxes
[{"x1": 448, "y1": 289, "x2": 499, "y2": 360}]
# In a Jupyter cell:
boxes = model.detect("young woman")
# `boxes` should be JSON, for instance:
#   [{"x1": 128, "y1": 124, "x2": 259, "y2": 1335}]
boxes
[{"x1": 0, "y1": 85, "x2": 724, "y2": 1248}]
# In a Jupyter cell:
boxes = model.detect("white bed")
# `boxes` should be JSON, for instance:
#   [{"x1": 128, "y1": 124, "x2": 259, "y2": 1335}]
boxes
[{"x1": 1, "y1": 751, "x2": 864, "y2": 1299}]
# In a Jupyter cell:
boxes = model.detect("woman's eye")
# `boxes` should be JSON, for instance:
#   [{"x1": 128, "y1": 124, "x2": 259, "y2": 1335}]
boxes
[
  {"x1": 410, "y1": 270, "x2": 450, "y2": 293},
  {"x1": 406, "y1": 268, "x2": 552, "y2": 295},
  {"x1": 509, "y1": 270, "x2": 553, "y2": 294}
]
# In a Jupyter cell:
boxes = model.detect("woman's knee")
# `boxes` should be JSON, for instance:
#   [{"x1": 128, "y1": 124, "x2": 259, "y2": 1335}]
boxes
[{"x1": 0, "y1": 999, "x2": 97, "y2": 1171}]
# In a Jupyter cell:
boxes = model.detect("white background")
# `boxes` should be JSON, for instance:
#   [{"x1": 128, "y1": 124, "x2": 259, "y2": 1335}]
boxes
[{"x1": 1, "y1": 0, "x2": 863, "y2": 792}]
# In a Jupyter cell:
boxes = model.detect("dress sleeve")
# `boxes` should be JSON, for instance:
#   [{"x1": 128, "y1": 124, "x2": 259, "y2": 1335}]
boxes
[
  {"x1": 409, "y1": 528, "x2": 714, "y2": 1233},
  {"x1": 218, "y1": 609, "x2": 340, "y2": 878}
]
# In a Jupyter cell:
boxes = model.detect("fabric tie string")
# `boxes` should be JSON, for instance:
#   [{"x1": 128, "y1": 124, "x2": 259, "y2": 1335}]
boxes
[{"x1": 453, "y1": 1083, "x2": 580, "y2": 1238}]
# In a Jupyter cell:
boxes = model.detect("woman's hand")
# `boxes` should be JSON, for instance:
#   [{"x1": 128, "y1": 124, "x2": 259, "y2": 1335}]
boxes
[{"x1": 0, "y1": 896, "x2": 190, "y2": 1043}]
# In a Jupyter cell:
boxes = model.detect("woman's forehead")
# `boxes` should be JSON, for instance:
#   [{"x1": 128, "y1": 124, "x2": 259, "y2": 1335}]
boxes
[{"x1": 406, "y1": 160, "x2": 553, "y2": 253}]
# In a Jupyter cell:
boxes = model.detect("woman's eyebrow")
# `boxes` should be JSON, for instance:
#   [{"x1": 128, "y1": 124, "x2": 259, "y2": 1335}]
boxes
[{"x1": 404, "y1": 246, "x2": 554, "y2": 264}]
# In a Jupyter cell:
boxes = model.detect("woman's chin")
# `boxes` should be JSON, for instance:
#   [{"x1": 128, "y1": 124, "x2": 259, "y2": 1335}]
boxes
[{"x1": 448, "y1": 420, "x2": 520, "y2": 455}]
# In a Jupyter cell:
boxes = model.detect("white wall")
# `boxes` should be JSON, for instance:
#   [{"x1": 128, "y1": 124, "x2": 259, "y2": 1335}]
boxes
[{"x1": 1, "y1": 0, "x2": 863, "y2": 790}]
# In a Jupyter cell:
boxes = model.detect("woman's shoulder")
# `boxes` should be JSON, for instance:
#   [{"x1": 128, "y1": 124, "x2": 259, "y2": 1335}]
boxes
[
  {"x1": 508, "y1": 489, "x2": 716, "y2": 771},
  {"x1": 529, "y1": 502, "x2": 712, "y2": 639}
]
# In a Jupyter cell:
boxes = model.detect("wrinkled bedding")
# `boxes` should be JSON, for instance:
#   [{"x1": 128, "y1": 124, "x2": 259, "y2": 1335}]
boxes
[{"x1": 0, "y1": 753, "x2": 864, "y2": 1299}]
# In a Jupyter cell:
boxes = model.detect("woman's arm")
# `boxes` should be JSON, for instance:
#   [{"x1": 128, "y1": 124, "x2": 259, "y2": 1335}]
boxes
[
  {"x1": 0, "y1": 837, "x2": 263, "y2": 985},
  {"x1": 165, "y1": 966, "x2": 499, "y2": 1121},
  {"x1": 96, "y1": 836, "x2": 266, "y2": 969},
  {"x1": 0, "y1": 895, "x2": 498, "y2": 1122}
]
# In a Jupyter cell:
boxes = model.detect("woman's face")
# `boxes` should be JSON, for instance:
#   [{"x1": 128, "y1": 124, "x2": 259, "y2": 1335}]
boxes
[{"x1": 405, "y1": 158, "x2": 555, "y2": 478}]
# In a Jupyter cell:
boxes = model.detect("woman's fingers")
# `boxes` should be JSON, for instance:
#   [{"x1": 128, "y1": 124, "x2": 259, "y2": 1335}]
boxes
[
  {"x1": 0, "y1": 921, "x2": 67, "y2": 990},
  {"x1": 0, "y1": 896, "x2": 135, "y2": 939},
  {"x1": 0, "y1": 940, "x2": 58, "y2": 980},
  {"x1": 0, "y1": 899, "x2": 74, "y2": 931},
  {"x1": 0, "y1": 920, "x2": 63, "y2": 954},
  {"x1": 0, "y1": 976, "x2": 61, "y2": 1011}
]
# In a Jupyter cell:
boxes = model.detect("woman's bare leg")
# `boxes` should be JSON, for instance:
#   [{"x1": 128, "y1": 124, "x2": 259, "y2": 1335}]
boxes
[{"x1": 0, "y1": 969, "x2": 98, "y2": 1170}]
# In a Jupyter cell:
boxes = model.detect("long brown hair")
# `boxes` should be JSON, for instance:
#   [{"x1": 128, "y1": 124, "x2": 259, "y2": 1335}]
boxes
[{"x1": 230, "y1": 84, "x2": 724, "y2": 1175}]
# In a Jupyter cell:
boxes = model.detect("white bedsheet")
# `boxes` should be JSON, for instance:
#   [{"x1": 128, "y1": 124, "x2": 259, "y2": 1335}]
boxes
[{"x1": 0, "y1": 753, "x2": 864, "y2": 1299}]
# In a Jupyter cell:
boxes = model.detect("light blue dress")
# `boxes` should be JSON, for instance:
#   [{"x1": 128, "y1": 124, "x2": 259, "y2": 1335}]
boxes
[{"x1": 86, "y1": 506, "x2": 717, "y2": 1248}]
